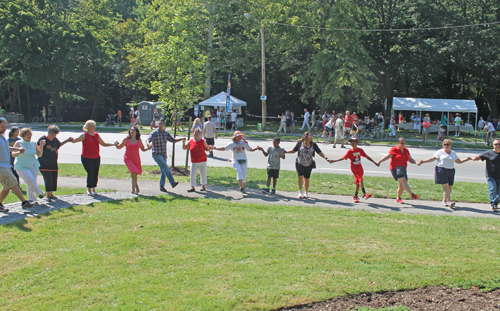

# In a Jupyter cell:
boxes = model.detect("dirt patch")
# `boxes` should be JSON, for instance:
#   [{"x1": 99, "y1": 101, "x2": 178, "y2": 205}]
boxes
[
  {"x1": 151, "y1": 166, "x2": 190, "y2": 176},
  {"x1": 277, "y1": 286, "x2": 500, "y2": 310}
]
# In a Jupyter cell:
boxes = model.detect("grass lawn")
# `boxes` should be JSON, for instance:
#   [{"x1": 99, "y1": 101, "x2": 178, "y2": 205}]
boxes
[
  {"x1": 1, "y1": 196, "x2": 499, "y2": 310},
  {"x1": 57, "y1": 164, "x2": 490, "y2": 204}
]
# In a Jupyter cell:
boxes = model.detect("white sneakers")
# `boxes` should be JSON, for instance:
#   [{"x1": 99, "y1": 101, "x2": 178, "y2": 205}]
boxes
[{"x1": 298, "y1": 191, "x2": 308, "y2": 199}]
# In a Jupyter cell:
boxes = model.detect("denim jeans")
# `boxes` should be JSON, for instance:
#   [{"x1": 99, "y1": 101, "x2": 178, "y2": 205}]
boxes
[
  {"x1": 153, "y1": 154, "x2": 175, "y2": 188},
  {"x1": 486, "y1": 177, "x2": 500, "y2": 206}
]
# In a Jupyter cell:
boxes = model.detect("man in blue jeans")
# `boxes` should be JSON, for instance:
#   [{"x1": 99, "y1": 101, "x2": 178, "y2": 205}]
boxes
[
  {"x1": 146, "y1": 118, "x2": 185, "y2": 192},
  {"x1": 474, "y1": 138, "x2": 500, "y2": 212}
]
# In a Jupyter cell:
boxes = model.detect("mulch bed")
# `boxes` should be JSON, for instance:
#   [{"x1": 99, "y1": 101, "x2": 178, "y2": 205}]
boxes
[
  {"x1": 277, "y1": 286, "x2": 500, "y2": 310},
  {"x1": 151, "y1": 166, "x2": 190, "y2": 176}
]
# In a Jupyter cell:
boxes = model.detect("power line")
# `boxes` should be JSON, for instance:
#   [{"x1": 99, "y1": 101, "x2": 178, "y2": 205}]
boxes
[{"x1": 270, "y1": 21, "x2": 500, "y2": 32}]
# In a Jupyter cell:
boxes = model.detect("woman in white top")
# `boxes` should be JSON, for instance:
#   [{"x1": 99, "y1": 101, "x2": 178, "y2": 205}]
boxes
[
  {"x1": 211, "y1": 131, "x2": 261, "y2": 194},
  {"x1": 417, "y1": 139, "x2": 471, "y2": 208},
  {"x1": 11, "y1": 128, "x2": 46, "y2": 203}
]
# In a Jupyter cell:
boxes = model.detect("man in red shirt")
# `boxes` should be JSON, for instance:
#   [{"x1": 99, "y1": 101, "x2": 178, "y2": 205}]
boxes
[
  {"x1": 344, "y1": 110, "x2": 353, "y2": 138},
  {"x1": 330, "y1": 137, "x2": 379, "y2": 203}
]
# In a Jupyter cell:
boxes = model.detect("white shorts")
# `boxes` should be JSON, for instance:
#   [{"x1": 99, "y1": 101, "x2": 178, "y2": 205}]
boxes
[{"x1": 232, "y1": 160, "x2": 248, "y2": 183}]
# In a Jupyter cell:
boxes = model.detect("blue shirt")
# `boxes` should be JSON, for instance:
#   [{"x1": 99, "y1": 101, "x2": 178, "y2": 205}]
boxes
[
  {"x1": 0, "y1": 135, "x2": 11, "y2": 168},
  {"x1": 14, "y1": 139, "x2": 40, "y2": 170}
]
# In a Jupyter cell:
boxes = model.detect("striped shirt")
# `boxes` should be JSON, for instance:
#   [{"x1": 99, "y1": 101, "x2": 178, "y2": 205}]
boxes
[{"x1": 147, "y1": 129, "x2": 176, "y2": 158}]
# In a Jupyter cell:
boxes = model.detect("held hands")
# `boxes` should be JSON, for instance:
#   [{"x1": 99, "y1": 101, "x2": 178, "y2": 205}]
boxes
[
  {"x1": 39, "y1": 139, "x2": 46, "y2": 147},
  {"x1": 114, "y1": 141, "x2": 119, "y2": 146},
  {"x1": 327, "y1": 158, "x2": 334, "y2": 164},
  {"x1": 417, "y1": 160, "x2": 423, "y2": 166},
  {"x1": 465, "y1": 156, "x2": 472, "y2": 161},
  {"x1": 18, "y1": 147, "x2": 25, "y2": 154}
]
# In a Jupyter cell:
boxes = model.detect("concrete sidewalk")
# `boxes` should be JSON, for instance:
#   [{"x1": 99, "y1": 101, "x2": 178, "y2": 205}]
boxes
[
  {"x1": 55, "y1": 177, "x2": 497, "y2": 218},
  {"x1": 1, "y1": 176, "x2": 497, "y2": 226}
]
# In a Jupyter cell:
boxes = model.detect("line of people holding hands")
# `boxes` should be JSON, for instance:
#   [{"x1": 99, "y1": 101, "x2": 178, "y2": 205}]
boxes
[{"x1": 0, "y1": 116, "x2": 498, "y2": 214}]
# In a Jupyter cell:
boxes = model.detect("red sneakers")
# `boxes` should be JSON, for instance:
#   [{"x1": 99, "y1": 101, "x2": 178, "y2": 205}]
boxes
[
  {"x1": 411, "y1": 193, "x2": 419, "y2": 199},
  {"x1": 363, "y1": 193, "x2": 372, "y2": 200},
  {"x1": 353, "y1": 196, "x2": 360, "y2": 203},
  {"x1": 396, "y1": 198, "x2": 404, "y2": 204}
]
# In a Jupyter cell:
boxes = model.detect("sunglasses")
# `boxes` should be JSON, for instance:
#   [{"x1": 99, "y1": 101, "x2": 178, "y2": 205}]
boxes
[
  {"x1": 398, "y1": 142, "x2": 406, "y2": 144},
  {"x1": 494, "y1": 144, "x2": 500, "y2": 146},
  {"x1": 443, "y1": 143, "x2": 451, "y2": 146}
]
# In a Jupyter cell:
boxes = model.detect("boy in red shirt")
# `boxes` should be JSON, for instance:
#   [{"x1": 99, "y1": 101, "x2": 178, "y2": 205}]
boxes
[{"x1": 331, "y1": 137, "x2": 379, "y2": 202}]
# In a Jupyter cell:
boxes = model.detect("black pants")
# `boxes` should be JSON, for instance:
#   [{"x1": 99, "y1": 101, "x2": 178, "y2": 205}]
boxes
[
  {"x1": 81, "y1": 156, "x2": 100, "y2": 188},
  {"x1": 40, "y1": 170, "x2": 58, "y2": 192}
]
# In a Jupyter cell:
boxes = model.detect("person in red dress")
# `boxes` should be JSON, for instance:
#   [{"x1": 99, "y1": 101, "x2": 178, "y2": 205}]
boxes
[
  {"x1": 377, "y1": 137, "x2": 419, "y2": 204},
  {"x1": 330, "y1": 137, "x2": 379, "y2": 203},
  {"x1": 116, "y1": 126, "x2": 151, "y2": 194}
]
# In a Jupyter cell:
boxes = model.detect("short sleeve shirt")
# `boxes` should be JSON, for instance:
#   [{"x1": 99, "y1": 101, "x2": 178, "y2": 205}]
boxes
[
  {"x1": 455, "y1": 117, "x2": 461, "y2": 125},
  {"x1": 293, "y1": 141, "x2": 322, "y2": 166},
  {"x1": 224, "y1": 141, "x2": 251, "y2": 161},
  {"x1": 304, "y1": 111, "x2": 310, "y2": 121},
  {"x1": 344, "y1": 115, "x2": 353, "y2": 128},
  {"x1": 433, "y1": 149, "x2": 457, "y2": 169},
  {"x1": 267, "y1": 146, "x2": 284, "y2": 170},
  {"x1": 389, "y1": 147, "x2": 410, "y2": 170},
  {"x1": 231, "y1": 113, "x2": 237, "y2": 122},
  {"x1": 38, "y1": 136, "x2": 61, "y2": 170},
  {"x1": 343, "y1": 148, "x2": 367, "y2": 169},
  {"x1": 0, "y1": 135, "x2": 12, "y2": 168},
  {"x1": 203, "y1": 121, "x2": 216, "y2": 138},
  {"x1": 479, "y1": 150, "x2": 500, "y2": 180},
  {"x1": 335, "y1": 118, "x2": 344, "y2": 131}
]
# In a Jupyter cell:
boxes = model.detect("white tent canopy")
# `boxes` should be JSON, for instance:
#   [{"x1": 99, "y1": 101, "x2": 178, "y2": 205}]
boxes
[
  {"x1": 199, "y1": 92, "x2": 247, "y2": 108},
  {"x1": 392, "y1": 97, "x2": 477, "y2": 113}
]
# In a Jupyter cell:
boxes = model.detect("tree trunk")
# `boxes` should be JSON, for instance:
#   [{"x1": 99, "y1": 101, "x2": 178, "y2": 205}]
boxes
[
  {"x1": 52, "y1": 91, "x2": 62, "y2": 117},
  {"x1": 90, "y1": 81, "x2": 100, "y2": 120},
  {"x1": 485, "y1": 88, "x2": 499, "y2": 118},
  {"x1": 203, "y1": 2, "x2": 215, "y2": 99},
  {"x1": 6, "y1": 71, "x2": 12, "y2": 110},
  {"x1": 16, "y1": 81, "x2": 21, "y2": 114},
  {"x1": 26, "y1": 86, "x2": 31, "y2": 120}
]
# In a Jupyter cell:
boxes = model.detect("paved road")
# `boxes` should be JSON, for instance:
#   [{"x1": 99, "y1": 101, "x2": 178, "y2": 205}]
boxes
[{"x1": 28, "y1": 128, "x2": 488, "y2": 183}]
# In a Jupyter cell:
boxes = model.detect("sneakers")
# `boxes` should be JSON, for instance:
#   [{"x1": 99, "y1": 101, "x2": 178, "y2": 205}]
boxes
[
  {"x1": 362, "y1": 193, "x2": 372, "y2": 200},
  {"x1": 396, "y1": 198, "x2": 404, "y2": 204},
  {"x1": 303, "y1": 192, "x2": 309, "y2": 199},
  {"x1": 240, "y1": 187, "x2": 246, "y2": 194},
  {"x1": 341, "y1": 145, "x2": 346, "y2": 148},
  {"x1": 332, "y1": 145, "x2": 336, "y2": 148},
  {"x1": 410, "y1": 193, "x2": 419, "y2": 199},
  {"x1": 39, "y1": 194, "x2": 45, "y2": 199},
  {"x1": 449, "y1": 202, "x2": 456, "y2": 209},
  {"x1": 492, "y1": 205, "x2": 499, "y2": 212},
  {"x1": 271, "y1": 189, "x2": 276, "y2": 195},
  {"x1": 298, "y1": 191, "x2": 303, "y2": 199},
  {"x1": 441, "y1": 200, "x2": 449, "y2": 207},
  {"x1": 262, "y1": 188, "x2": 270, "y2": 194},
  {"x1": 353, "y1": 196, "x2": 360, "y2": 203},
  {"x1": 159, "y1": 187, "x2": 167, "y2": 193},
  {"x1": 0, "y1": 203, "x2": 8, "y2": 213},
  {"x1": 21, "y1": 201, "x2": 34, "y2": 209},
  {"x1": 172, "y1": 181, "x2": 179, "y2": 188}
]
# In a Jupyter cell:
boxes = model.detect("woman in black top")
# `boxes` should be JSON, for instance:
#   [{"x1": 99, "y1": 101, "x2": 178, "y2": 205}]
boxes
[
  {"x1": 37, "y1": 125, "x2": 73, "y2": 200},
  {"x1": 284, "y1": 131, "x2": 333, "y2": 199}
]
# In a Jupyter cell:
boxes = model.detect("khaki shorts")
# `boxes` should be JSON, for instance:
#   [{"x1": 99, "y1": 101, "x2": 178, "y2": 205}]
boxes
[
  {"x1": 335, "y1": 130, "x2": 344, "y2": 140},
  {"x1": 0, "y1": 167, "x2": 19, "y2": 189}
]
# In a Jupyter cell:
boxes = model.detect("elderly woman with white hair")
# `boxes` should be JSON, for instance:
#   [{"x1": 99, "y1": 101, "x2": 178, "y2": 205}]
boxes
[
  {"x1": 37, "y1": 125, "x2": 73, "y2": 200},
  {"x1": 11, "y1": 128, "x2": 46, "y2": 203},
  {"x1": 72, "y1": 120, "x2": 118, "y2": 195},
  {"x1": 182, "y1": 128, "x2": 210, "y2": 192}
]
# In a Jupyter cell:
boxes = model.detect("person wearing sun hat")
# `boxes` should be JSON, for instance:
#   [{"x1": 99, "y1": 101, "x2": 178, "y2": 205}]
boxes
[
  {"x1": 454, "y1": 113, "x2": 462, "y2": 136},
  {"x1": 211, "y1": 131, "x2": 262, "y2": 194}
]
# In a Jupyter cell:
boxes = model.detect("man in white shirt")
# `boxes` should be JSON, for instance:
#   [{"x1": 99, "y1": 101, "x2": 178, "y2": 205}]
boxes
[
  {"x1": 478, "y1": 117, "x2": 485, "y2": 131},
  {"x1": 485, "y1": 121, "x2": 496, "y2": 145},
  {"x1": 203, "y1": 116, "x2": 217, "y2": 157},
  {"x1": 300, "y1": 108, "x2": 311, "y2": 131},
  {"x1": 231, "y1": 109, "x2": 238, "y2": 130}
]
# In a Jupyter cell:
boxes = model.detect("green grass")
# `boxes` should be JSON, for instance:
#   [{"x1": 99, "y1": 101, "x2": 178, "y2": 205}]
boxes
[
  {"x1": 1, "y1": 196, "x2": 499, "y2": 310},
  {"x1": 57, "y1": 164, "x2": 490, "y2": 203},
  {"x1": 1, "y1": 185, "x2": 113, "y2": 204}
]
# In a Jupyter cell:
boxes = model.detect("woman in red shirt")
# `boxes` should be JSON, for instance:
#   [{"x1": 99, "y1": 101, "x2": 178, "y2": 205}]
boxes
[
  {"x1": 377, "y1": 137, "x2": 419, "y2": 204},
  {"x1": 182, "y1": 128, "x2": 210, "y2": 192},
  {"x1": 72, "y1": 120, "x2": 119, "y2": 195}
]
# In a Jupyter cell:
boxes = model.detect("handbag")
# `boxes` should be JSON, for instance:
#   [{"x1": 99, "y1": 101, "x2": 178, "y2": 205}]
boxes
[
  {"x1": 395, "y1": 166, "x2": 406, "y2": 178},
  {"x1": 311, "y1": 160, "x2": 316, "y2": 169}
]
